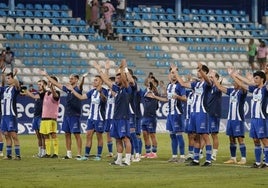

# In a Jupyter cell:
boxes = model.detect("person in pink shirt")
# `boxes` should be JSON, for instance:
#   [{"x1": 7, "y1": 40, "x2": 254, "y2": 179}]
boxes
[
  {"x1": 39, "y1": 70, "x2": 61, "y2": 158},
  {"x1": 257, "y1": 41, "x2": 268, "y2": 70},
  {"x1": 102, "y1": 1, "x2": 115, "y2": 37}
]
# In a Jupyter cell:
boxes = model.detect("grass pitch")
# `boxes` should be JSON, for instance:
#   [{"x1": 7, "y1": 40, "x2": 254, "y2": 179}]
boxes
[{"x1": 0, "y1": 133, "x2": 268, "y2": 188}]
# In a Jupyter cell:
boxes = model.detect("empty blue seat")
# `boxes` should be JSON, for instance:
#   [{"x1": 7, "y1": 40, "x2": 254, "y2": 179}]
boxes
[
  {"x1": 52, "y1": 18, "x2": 60, "y2": 25},
  {"x1": 143, "y1": 36, "x2": 151, "y2": 42},
  {"x1": 43, "y1": 11, "x2": 51, "y2": 18},
  {"x1": 52, "y1": 11, "x2": 60, "y2": 17},
  {"x1": 25, "y1": 3, "x2": 33, "y2": 9},
  {"x1": 25, "y1": 10, "x2": 33, "y2": 17},
  {"x1": 42, "y1": 34, "x2": 50, "y2": 40},
  {"x1": 134, "y1": 36, "x2": 142, "y2": 42},
  {"x1": 223, "y1": 10, "x2": 230, "y2": 15},
  {"x1": 33, "y1": 34, "x2": 41, "y2": 40},
  {"x1": 0, "y1": 10, "x2": 7, "y2": 16},
  {"x1": 126, "y1": 7, "x2": 132, "y2": 12},
  {"x1": 34, "y1": 11, "x2": 42, "y2": 17},
  {"x1": 142, "y1": 13, "x2": 150, "y2": 20},
  {"x1": 215, "y1": 9, "x2": 223, "y2": 15},
  {"x1": 200, "y1": 16, "x2": 208, "y2": 22},
  {"x1": 133, "y1": 7, "x2": 140, "y2": 12},
  {"x1": 16, "y1": 10, "x2": 24, "y2": 17},
  {"x1": 44, "y1": 4, "x2": 51, "y2": 10},
  {"x1": 125, "y1": 36, "x2": 133, "y2": 41},
  {"x1": 125, "y1": 21, "x2": 133, "y2": 27},
  {"x1": 35, "y1": 4, "x2": 42, "y2": 10},
  {"x1": 14, "y1": 34, "x2": 22, "y2": 39},
  {"x1": 125, "y1": 13, "x2": 132, "y2": 19},
  {"x1": 151, "y1": 14, "x2": 158, "y2": 20},
  {"x1": 16, "y1": 3, "x2": 25, "y2": 9},
  {"x1": 116, "y1": 20, "x2": 124, "y2": 27},
  {"x1": 24, "y1": 34, "x2": 32, "y2": 39},
  {"x1": 134, "y1": 28, "x2": 141, "y2": 34},
  {"x1": 52, "y1": 4, "x2": 60, "y2": 10},
  {"x1": 233, "y1": 17, "x2": 240, "y2": 22},
  {"x1": 192, "y1": 16, "x2": 199, "y2": 21},
  {"x1": 79, "y1": 26, "x2": 87, "y2": 33},
  {"x1": 231, "y1": 10, "x2": 238, "y2": 15},
  {"x1": 216, "y1": 16, "x2": 224, "y2": 22},
  {"x1": 224, "y1": 16, "x2": 232, "y2": 22},
  {"x1": 78, "y1": 20, "x2": 86, "y2": 25},
  {"x1": 166, "y1": 8, "x2": 174, "y2": 14},
  {"x1": 61, "y1": 5, "x2": 69, "y2": 11},
  {"x1": 191, "y1": 9, "x2": 198, "y2": 14},
  {"x1": 0, "y1": 3, "x2": 7, "y2": 8},
  {"x1": 199, "y1": 9, "x2": 206, "y2": 15},
  {"x1": 183, "y1": 9, "x2": 190, "y2": 14},
  {"x1": 203, "y1": 38, "x2": 210, "y2": 43},
  {"x1": 167, "y1": 14, "x2": 175, "y2": 21},
  {"x1": 61, "y1": 12, "x2": 69, "y2": 18},
  {"x1": 207, "y1": 9, "x2": 214, "y2": 14}
]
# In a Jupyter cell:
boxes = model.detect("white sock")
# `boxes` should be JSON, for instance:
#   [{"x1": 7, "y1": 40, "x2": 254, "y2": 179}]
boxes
[
  {"x1": 212, "y1": 149, "x2": 218, "y2": 156},
  {"x1": 115, "y1": 153, "x2": 122, "y2": 164},
  {"x1": 125, "y1": 153, "x2": 131, "y2": 164},
  {"x1": 67, "y1": 150, "x2": 72, "y2": 158}
]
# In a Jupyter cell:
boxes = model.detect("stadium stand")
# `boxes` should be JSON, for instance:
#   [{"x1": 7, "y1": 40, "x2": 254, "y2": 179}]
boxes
[{"x1": 0, "y1": 2, "x2": 267, "y2": 87}]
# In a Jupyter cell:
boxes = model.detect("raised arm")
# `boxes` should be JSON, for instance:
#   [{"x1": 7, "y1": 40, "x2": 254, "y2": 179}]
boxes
[
  {"x1": 93, "y1": 61, "x2": 113, "y2": 88},
  {"x1": 197, "y1": 62, "x2": 212, "y2": 85},
  {"x1": 211, "y1": 71, "x2": 227, "y2": 94},
  {"x1": 79, "y1": 72, "x2": 88, "y2": 90},
  {"x1": 146, "y1": 92, "x2": 168, "y2": 102},
  {"x1": 39, "y1": 69, "x2": 63, "y2": 90},
  {"x1": 66, "y1": 84, "x2": 88, "y2": 100},
  {"x1": 24, "y1": 89, "x2": 40, "y2": 99},
  {"x1": 170, "y1": 64, "x2": 191, "y2": 88},
  {"x1": 229, "y1": 68, "x2": 249, "y2": 91}
]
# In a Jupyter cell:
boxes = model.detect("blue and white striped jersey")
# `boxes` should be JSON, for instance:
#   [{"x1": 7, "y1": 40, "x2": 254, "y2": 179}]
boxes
[
  {"x1": 105, "y1": 89, "x2": 115, "y2": 120},
  {"x1": 248, "y1": 86, "x2": 268, "y2": 119},
  {"x1": 86, "y1": 88, "x2": 108, "y2": 121},
  {"x1": 226, "y1": 88, "x2": 247, "y2": 121},
  {"x1": 166, "y1": 82, "x2": 186, "y2": 115},
  {"x1": 1, "y1": 86, "x2": 20, "y2": 116}
]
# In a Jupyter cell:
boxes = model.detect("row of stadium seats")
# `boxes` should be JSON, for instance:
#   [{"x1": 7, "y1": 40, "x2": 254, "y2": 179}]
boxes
[{"x1": 0, "y1": 2, "x2": 69, "y2": 11}]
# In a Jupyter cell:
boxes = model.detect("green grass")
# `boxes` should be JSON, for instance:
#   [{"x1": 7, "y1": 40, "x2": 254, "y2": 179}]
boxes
[{"x1": 1, "y1": 133, "x2": 268, "y2": 188}]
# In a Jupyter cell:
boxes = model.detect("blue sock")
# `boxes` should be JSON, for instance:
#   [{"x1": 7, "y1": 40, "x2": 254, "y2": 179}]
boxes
[
  {"x1": 193, "y1": 147, "x2": 200, "y2": 161},
  {"x1": 189, "y1": 146, "x2": 194, "y2": 156},
  {"x1": 85, "y1": 146, "x2": 91, "y2": 157},
  {"x1": 239, "y1": 144, "x2": 246, "y2": 158},
  {"x1": 0, "y1": 142, "x2": 3, "y2": 152},
  {"x1": 255, "y1": 145, "x2": 262, "y2": 163},
  {"x1": 107, "y1": 141, "x2": 113, "y2": 153},
  {"x1": 97, "y1": 146, "x2": 103, "y2": 157},
  {"x1": 205, "y1": 145, "x2": 212, "y2": 162},
  {"x1": 230, "y1": 143, "x2": 237, "y2": 157},
  {"x1": 6, "y1": 146, "x2": 12, "y2": 156},
  {"x1": 264, "y1": 147, "x2": 268, "y2": 164},
  {"x1": 170, "y1": 134, "x2": 178, "y2": 155},
  {"x1": 130, "y1": 132, "x2": 138, "y2": 154},
  {"x1": 15, "y1": 145, "x2": 20, "y2": 156},
  {"x1": 176, "y1": 134, "x2": 185, "y2": 155},
  {"x1": 145, "y1": 145, "x2": 151, "y2": 154},
  {"x1": 152, "y1": 145, "x2": 157, "y2": 153},
  {"x1": 138, "y1": 137, "x2": 142, "y2": 154}
]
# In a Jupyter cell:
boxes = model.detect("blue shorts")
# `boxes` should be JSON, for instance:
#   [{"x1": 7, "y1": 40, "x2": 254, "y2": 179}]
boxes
[
  {"x1": 226, "y1": 120, "x2": 245, "y2": 137},
  {"x1": 86, "y1": 119, "x2": 104, "y2": 133},
  {"x1": 129, "y1": 114, "x2": 135, "y2": 129},
  {"x1": 104, "y1": 119, "x2": 114, "y2": 132},
  {"x1": 249, "y1": 118, "x2": 268, "y2": 139},
  {"x1": 141, "y1": 117, "x2": 157, "y2": 133},
  {"x1": 208, "y1": 115, "x2": 220, "y2": 133},
  {"x1": 110, "y1": 119, "x2": 130, "y2": 139},
  {"x1": 1, "y1": 115, "x2": 18, "y2": 133},
  {"x1": 62, "y1": 116, "x2": 81, "y2": 134},
  {"x1": 190, "y1": 112, "x2": 208, "y2": 134},
  {"x1": 184, "y1": 119, "x2": 193, "y2": 134},
  {"x1": 32, "y1": 116, "x2": 41, "y2": 131},
  {"x1": 166, "y1": 114, "x2": 184, "y2": 133}
]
